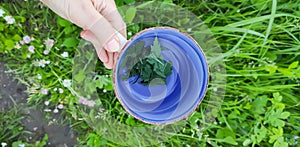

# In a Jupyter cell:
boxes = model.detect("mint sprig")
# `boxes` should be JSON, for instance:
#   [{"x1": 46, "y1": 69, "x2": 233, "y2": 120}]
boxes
[{"x1": 120, "y1": 37, "x2": 173, "y2": 86}]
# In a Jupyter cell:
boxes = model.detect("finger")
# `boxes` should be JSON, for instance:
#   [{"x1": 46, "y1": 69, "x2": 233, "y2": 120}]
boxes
[
  {"x1": 87, "y1": 15, "x2": 122, "y2": 53},
  {"x1": 81, "y1": 30, "x2": 108, "y2": 63},
  {"x1": 88, "y1": 0, "x2": 128, "y2": 52},
  {"x1": 104, "y1": 52, "x2": 114, "y2": 69},
  {"x1": 92, "y1": 0, "x2": 127, "y2": 37}
]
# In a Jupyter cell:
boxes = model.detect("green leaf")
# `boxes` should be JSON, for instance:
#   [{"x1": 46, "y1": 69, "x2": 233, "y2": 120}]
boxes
[
  {"x1": 265, "y1": 52, "x2": 277, "y2": 61},
  {"x1": 216, "y1": 128, "x2": 235, "y2": 139},
  {"x1": 14, "y1": 16, "x2": 26, "y2": 23},
  {"x1": 125, "y1": 7, "x2": 137, "y2": 23},
  {"x1": 4, "y1": 39, "x2": 15, "y2": 50},
  {"x1": 273, "y1": 119, "x2": 285, "y2": 127},
  {"x1": 151, "y1": 37, "x2": 163, "y2": 58},
  {"x1": 125, "y1": 116, "x2": 136, "y2": 126},
  {"x1": 243, "y1": 139, "x2": 251, "y2": 146},
  {"x1": 38, "y1": 134, "x2": 48, "y2": 147},
  {"x1": 104, "y1": 82, "x2": 113, "y2": 91},
  {"x1": 296, "y1": 71, "x2": 300, "y2": 78},
  {"x1": 254, "y1": 125, "x2": 267, "y2": 143},
  {"x1": 279, "y1": 112, "x2": 290, "y2": 119},
  {"x1": 64, "y1": 26, "x2": 74, "y2": 35},
  {"x1": 265, "y1": 64, "x2": 277, "y2": 74},
  {"x1": 251, "y1": 95, "x2": 268, "y2": 114},
  {"x1": 57, "y1": 17, "x2": 72, "y2": 27},
  {"x1": 95, "y1": 80, "x2": 104, "y2": 89},
  {"x1": 63, "y1": 37, "x2": 79, "y2": 48},
  {"x1": 123, "y1": 37, "x2": 172, "y2": 86},
  {"x1": 222, "y1": 136, "x2": 238, "y2": 145},
  {"x1": 0, "y1": 23, "x2": 6, "y2": 31},
  {"x1": 278, "y1": 68, "x2": 294, "y2": 77},
  {"x1": 288, "y1": 61, "x2": 299, "y2": 69},
  {"x1": 12, "y1": 34, "x2": 21, "y2": 41},
  {"x1": 273, "y1": 92, "x2": 282, "y2": 102}
]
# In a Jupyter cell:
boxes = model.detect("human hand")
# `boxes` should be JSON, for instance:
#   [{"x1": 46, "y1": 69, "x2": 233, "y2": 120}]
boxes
[{"x1": 40, "y1": 0, "x2": 127, "y2": 69}]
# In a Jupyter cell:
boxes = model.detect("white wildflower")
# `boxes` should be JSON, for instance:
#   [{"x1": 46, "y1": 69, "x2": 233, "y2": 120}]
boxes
[
  {"x1": 61, "y1": 52, "x2": 69, "y2": 58},
  {"x1": 0, "y1": 9, "x2": 5, "y2": 17},
  {"x1": 4, "y1": 16, "x2": 15, "y2": 24},
  {"x1": 58, "y1": 88, "x2": 64, "y2": 94},
  {"x1": 44, "y1": 38, "x2": 54, "y2": 50},
  {"x1": 37, "y1": 74, "x2": 42, "y2": 79},
  {"x1": 62, "y1": 79, "x2": 71, "y2": 87},
  {"x1": 38, "y1": 59, "x2": 50, "y2": 68}
]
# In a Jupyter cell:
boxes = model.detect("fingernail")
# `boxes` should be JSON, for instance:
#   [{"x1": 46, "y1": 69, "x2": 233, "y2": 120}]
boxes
[
  {"x1": 106, "y1": 36, "x2": 120, "y2": 52},
  {"x1": 80, "y1": 31, "x2": 87, "y2": 38}
]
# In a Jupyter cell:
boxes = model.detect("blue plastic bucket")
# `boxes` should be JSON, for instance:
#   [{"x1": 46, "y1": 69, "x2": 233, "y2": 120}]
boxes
[{"x1": 113, "y1": 27, "x2": 209, "y2": 125}]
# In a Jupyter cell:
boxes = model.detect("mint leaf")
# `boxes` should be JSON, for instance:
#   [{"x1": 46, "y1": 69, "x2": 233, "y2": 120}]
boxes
[
  {"x1": 150, "y1": 37, "x2": 163, "y2": 58},
  {"x1": 121, "y1": 37, "x2": 173, "y2": 86}
]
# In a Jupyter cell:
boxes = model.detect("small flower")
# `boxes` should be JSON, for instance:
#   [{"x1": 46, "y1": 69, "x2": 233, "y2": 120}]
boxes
[
  {"x1": 26, "y1": 54, "x2": 31, "y2": 59},
  {"x1": 38, "y1": 59, "x2": 50, "y2": 68},
  {"x1": 79, "y1": 97, "x2": 88, "y2": 105},
  {"x1": 187, "y1": 28, "x2": 192, "y2": 32},
  {"x1": 44, "y1": 108, "x2": 52, "y2": 112},
  {"x1": 14, "y1": 43, "x2": 21, "y2": 49},
  {"x1": 53, "y1": 88, "x2": 57, "y2": 91},
  {"x1": 103, "y1": 89, "x2": 107, "y2": 93},
  {"x1": 43, "y1": 50, "x2": 50, "y2": 55},
  {"x1": 87, "y1": 100, "x2": 96, "y2": 107},
  {"x1": 213, "y1": 88, "x2": 218, "y2": 92},
  {"x1": 0, "y1": 9, "x2": 5, "y2": 17},
  {"x1": 19, "y1": 144, "x2": 25, "y2": 147},
  {"x1": 58, "y1": 88, "x2": 64, "y2": 94},
  {"x1": 294, "y1": 136, "x2": 299, "y2": 140},
  {"x1": 4, "y1": 16, "x2": 15, "y2": 24},
  {"x1": 53, "y1": 108, "x2": 59, "y2": 113},
  {"x1": 1, "y1": 142, "x2": 7, "y2": 147},
  {"x1": 37, "y1": 74, "x2": 42, "y2": 79},
  {"x1": 78, "y1": 97, "x2": 95, "y2": 107},
  {"x1": 20, "y1": 40, "x2": 25, "y2": 45},
  {"x1": 23, "y1": 36, "x2": 32, "y2": 44},
  {"x1": 44, "y1": 101, "x2": 49, "y2": 106},
  {"x1": 41, "y1": 88, "x2": 48, "y2": 95},
  {"x1": 58, "y1": 104, "x2": 63, "y2": 109},
  {"x1": 28, "y1": 45, "x2": 35, "y2": 53},
  {"x1": 128, "y1": 32, "x2": 132, "y2": 36},
  {"x1": 61, "y1": 52, "x2": 69, "y2": 58},
  {"x1": 44, "y1": 38, "x2": 54, "y2": 50},
  {"x1": 62, "y1": 79, "x2": 71, "y2": 88}
]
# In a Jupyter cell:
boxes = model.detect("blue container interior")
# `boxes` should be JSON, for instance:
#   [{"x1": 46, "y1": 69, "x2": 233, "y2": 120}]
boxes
[{"x1": 115, "y1": 28, "x2": 209, "y2": 124}]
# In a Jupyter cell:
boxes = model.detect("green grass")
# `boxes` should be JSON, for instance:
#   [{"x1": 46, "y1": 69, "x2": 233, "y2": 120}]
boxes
[{"x1": 1, "y1": 0, "x2": 300, "y2": 146}]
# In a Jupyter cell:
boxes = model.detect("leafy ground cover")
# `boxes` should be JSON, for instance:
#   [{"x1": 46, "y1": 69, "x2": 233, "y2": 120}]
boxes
[{"x1": 0, "y1": 0, "x2": 299, "y2": 146}]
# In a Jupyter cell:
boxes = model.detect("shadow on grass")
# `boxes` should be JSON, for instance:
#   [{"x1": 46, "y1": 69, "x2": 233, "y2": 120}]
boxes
[{"x1": 0, "y1": 54, "x2": 77, "y2": 146}]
